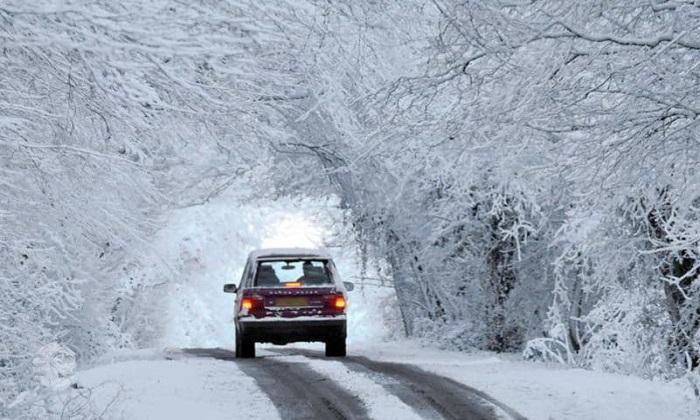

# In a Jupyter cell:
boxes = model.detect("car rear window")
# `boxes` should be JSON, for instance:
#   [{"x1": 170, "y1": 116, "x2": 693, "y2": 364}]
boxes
[{"x1": 254, "y1": 259, "x2": 333, "y2": 287}]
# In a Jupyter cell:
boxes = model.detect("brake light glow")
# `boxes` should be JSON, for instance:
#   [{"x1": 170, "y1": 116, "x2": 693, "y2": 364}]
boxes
[
  {"x1": 241, "y1": 297, "x2": 255, "y2": 310},
  {"x1": 334, "y1": 296, "x2": 346, "y2": 309},
  {"x1": 285, "y1": 282, "x2": 302, "y2": 288}
]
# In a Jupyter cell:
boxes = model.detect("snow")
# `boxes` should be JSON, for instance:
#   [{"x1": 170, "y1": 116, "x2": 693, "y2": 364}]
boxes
[
  {"x1": 64, "y1": 340, "x2": 700, "y2": 420},
  {"x1": 32, "y1": 343, "x2": 77, "y2": 391},
  {"x1": 69, "y1": 341, "x2": 700, "y2": 420},
  {"x1": 5, "y1": 2, "x2": 700, "y2": 417},
  {"x1": 356, "y1": 340, "x2": 700, "y2": 420},
  {"x1": 76, "y1": 352, "x2": 279, "y2": 420}
]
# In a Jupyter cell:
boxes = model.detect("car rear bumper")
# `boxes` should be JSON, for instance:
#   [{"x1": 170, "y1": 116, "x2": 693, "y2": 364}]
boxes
[{"x1": 237, "y1": 316, "x2": 346, "y2": 344}]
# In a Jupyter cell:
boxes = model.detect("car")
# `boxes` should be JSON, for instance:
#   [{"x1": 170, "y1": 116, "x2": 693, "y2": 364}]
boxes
[{"x1": 223, "y1": 248, "x2": 354, "y2": 358}]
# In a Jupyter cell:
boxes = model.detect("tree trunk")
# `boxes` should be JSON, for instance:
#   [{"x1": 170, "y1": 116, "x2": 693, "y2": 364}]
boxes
[
  {"x1": 484, "y1": 212, "x2": 522, "y2": 352},
  {"x1": 647, "y1": 194, "x2": 700, "y2": 370}
]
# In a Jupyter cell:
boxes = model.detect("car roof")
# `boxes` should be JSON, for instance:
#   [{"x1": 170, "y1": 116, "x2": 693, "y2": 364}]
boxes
[{"x1": 248, "y1": 247, "x2": 333, "y2": 261}]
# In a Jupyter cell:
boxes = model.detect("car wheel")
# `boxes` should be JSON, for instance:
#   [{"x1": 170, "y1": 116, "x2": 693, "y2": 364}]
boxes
[
  {"x1": 236, "y1": 333, "x2": 255, "y2": 358},
  {"x1": 325, "y1": 338, "x2": 346, "y2": 357}
]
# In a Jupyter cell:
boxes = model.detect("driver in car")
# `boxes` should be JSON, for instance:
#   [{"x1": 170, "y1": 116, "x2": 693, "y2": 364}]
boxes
[{"x1": 297, "y1": 261, "x2": 327, "y2": 285}]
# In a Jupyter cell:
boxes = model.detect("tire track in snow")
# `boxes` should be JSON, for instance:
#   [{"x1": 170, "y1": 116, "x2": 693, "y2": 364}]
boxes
[
  {"x1": 182, "y1": 348, "x2": 367, "y2": 420},
  {"x1": 274, "y1": 348, "x2": 527, "y2": 420},
  {"x1": 274, "y1": 354, "x2": 424, "y2": 420}
]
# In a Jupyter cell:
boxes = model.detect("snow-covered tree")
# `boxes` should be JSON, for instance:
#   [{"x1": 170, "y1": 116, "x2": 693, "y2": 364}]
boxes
[{"x1": 3, "y1": 0, "x2": 700, "y2": 413}]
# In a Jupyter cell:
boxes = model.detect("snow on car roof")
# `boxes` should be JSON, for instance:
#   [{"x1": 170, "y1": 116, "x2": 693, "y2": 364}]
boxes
[{"x1": 248, "y1": 247, "x2": 333, "y2": 260}]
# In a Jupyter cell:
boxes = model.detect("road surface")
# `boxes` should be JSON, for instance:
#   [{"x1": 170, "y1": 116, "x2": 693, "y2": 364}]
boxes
[{"x1": 182, "y1": 347, "x2": 527, "y2": 420}]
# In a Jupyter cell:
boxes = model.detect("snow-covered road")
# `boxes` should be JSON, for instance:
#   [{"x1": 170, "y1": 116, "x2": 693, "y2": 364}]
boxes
[
  {"x1": 184, "y1": 347, "x2": 523, "y2": 420},
  {"x1": 73, "y1": 342, "x2": 700, "y2": 420},
  {"x1": 77, "y1": 346, "x2": 520, "y2": 420}
]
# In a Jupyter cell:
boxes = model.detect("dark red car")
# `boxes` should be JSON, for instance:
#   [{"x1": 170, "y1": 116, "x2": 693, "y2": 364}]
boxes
[{"x1": 223, "y1": 248, "x2": 354, "y2": 358}]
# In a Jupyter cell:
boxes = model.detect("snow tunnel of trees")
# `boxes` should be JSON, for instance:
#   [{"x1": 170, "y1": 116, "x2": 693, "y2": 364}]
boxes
[{"x1": 2, "y1": 0, "x2": 700, "y2": 414}]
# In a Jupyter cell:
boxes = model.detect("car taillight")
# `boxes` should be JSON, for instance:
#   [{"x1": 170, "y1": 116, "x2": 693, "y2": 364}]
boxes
[
  {"x1": 241, "y1": 297, "x2": 254, "y2": 310},
  {"x1": 241, "y1": 296, "x2": 263, "y2": 312},
  {"x1": 326, "y1": 294, "x2": 346, "y2": 311}
]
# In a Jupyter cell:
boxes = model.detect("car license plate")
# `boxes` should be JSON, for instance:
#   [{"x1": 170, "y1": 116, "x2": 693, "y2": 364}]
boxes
[{"x1": 275, "y1": 297, "x2": 309, "y2": 307}]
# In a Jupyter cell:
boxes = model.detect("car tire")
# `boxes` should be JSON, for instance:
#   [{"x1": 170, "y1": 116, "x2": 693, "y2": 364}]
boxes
[
  {"x1": 236, "y1": 332, "x2": 255, "y2": 358},
  {"x1": 325, "y1": 338, "x2": 346, "y2": 357}
]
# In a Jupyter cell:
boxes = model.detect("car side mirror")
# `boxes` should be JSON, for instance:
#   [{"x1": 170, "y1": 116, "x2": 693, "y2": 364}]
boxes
[
  {"x1": 343, "y1": 281, "x2": 355, "y2": 292},
  {"x1": 223, "y1": 283, "x2": 238, "y2": 294}
]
